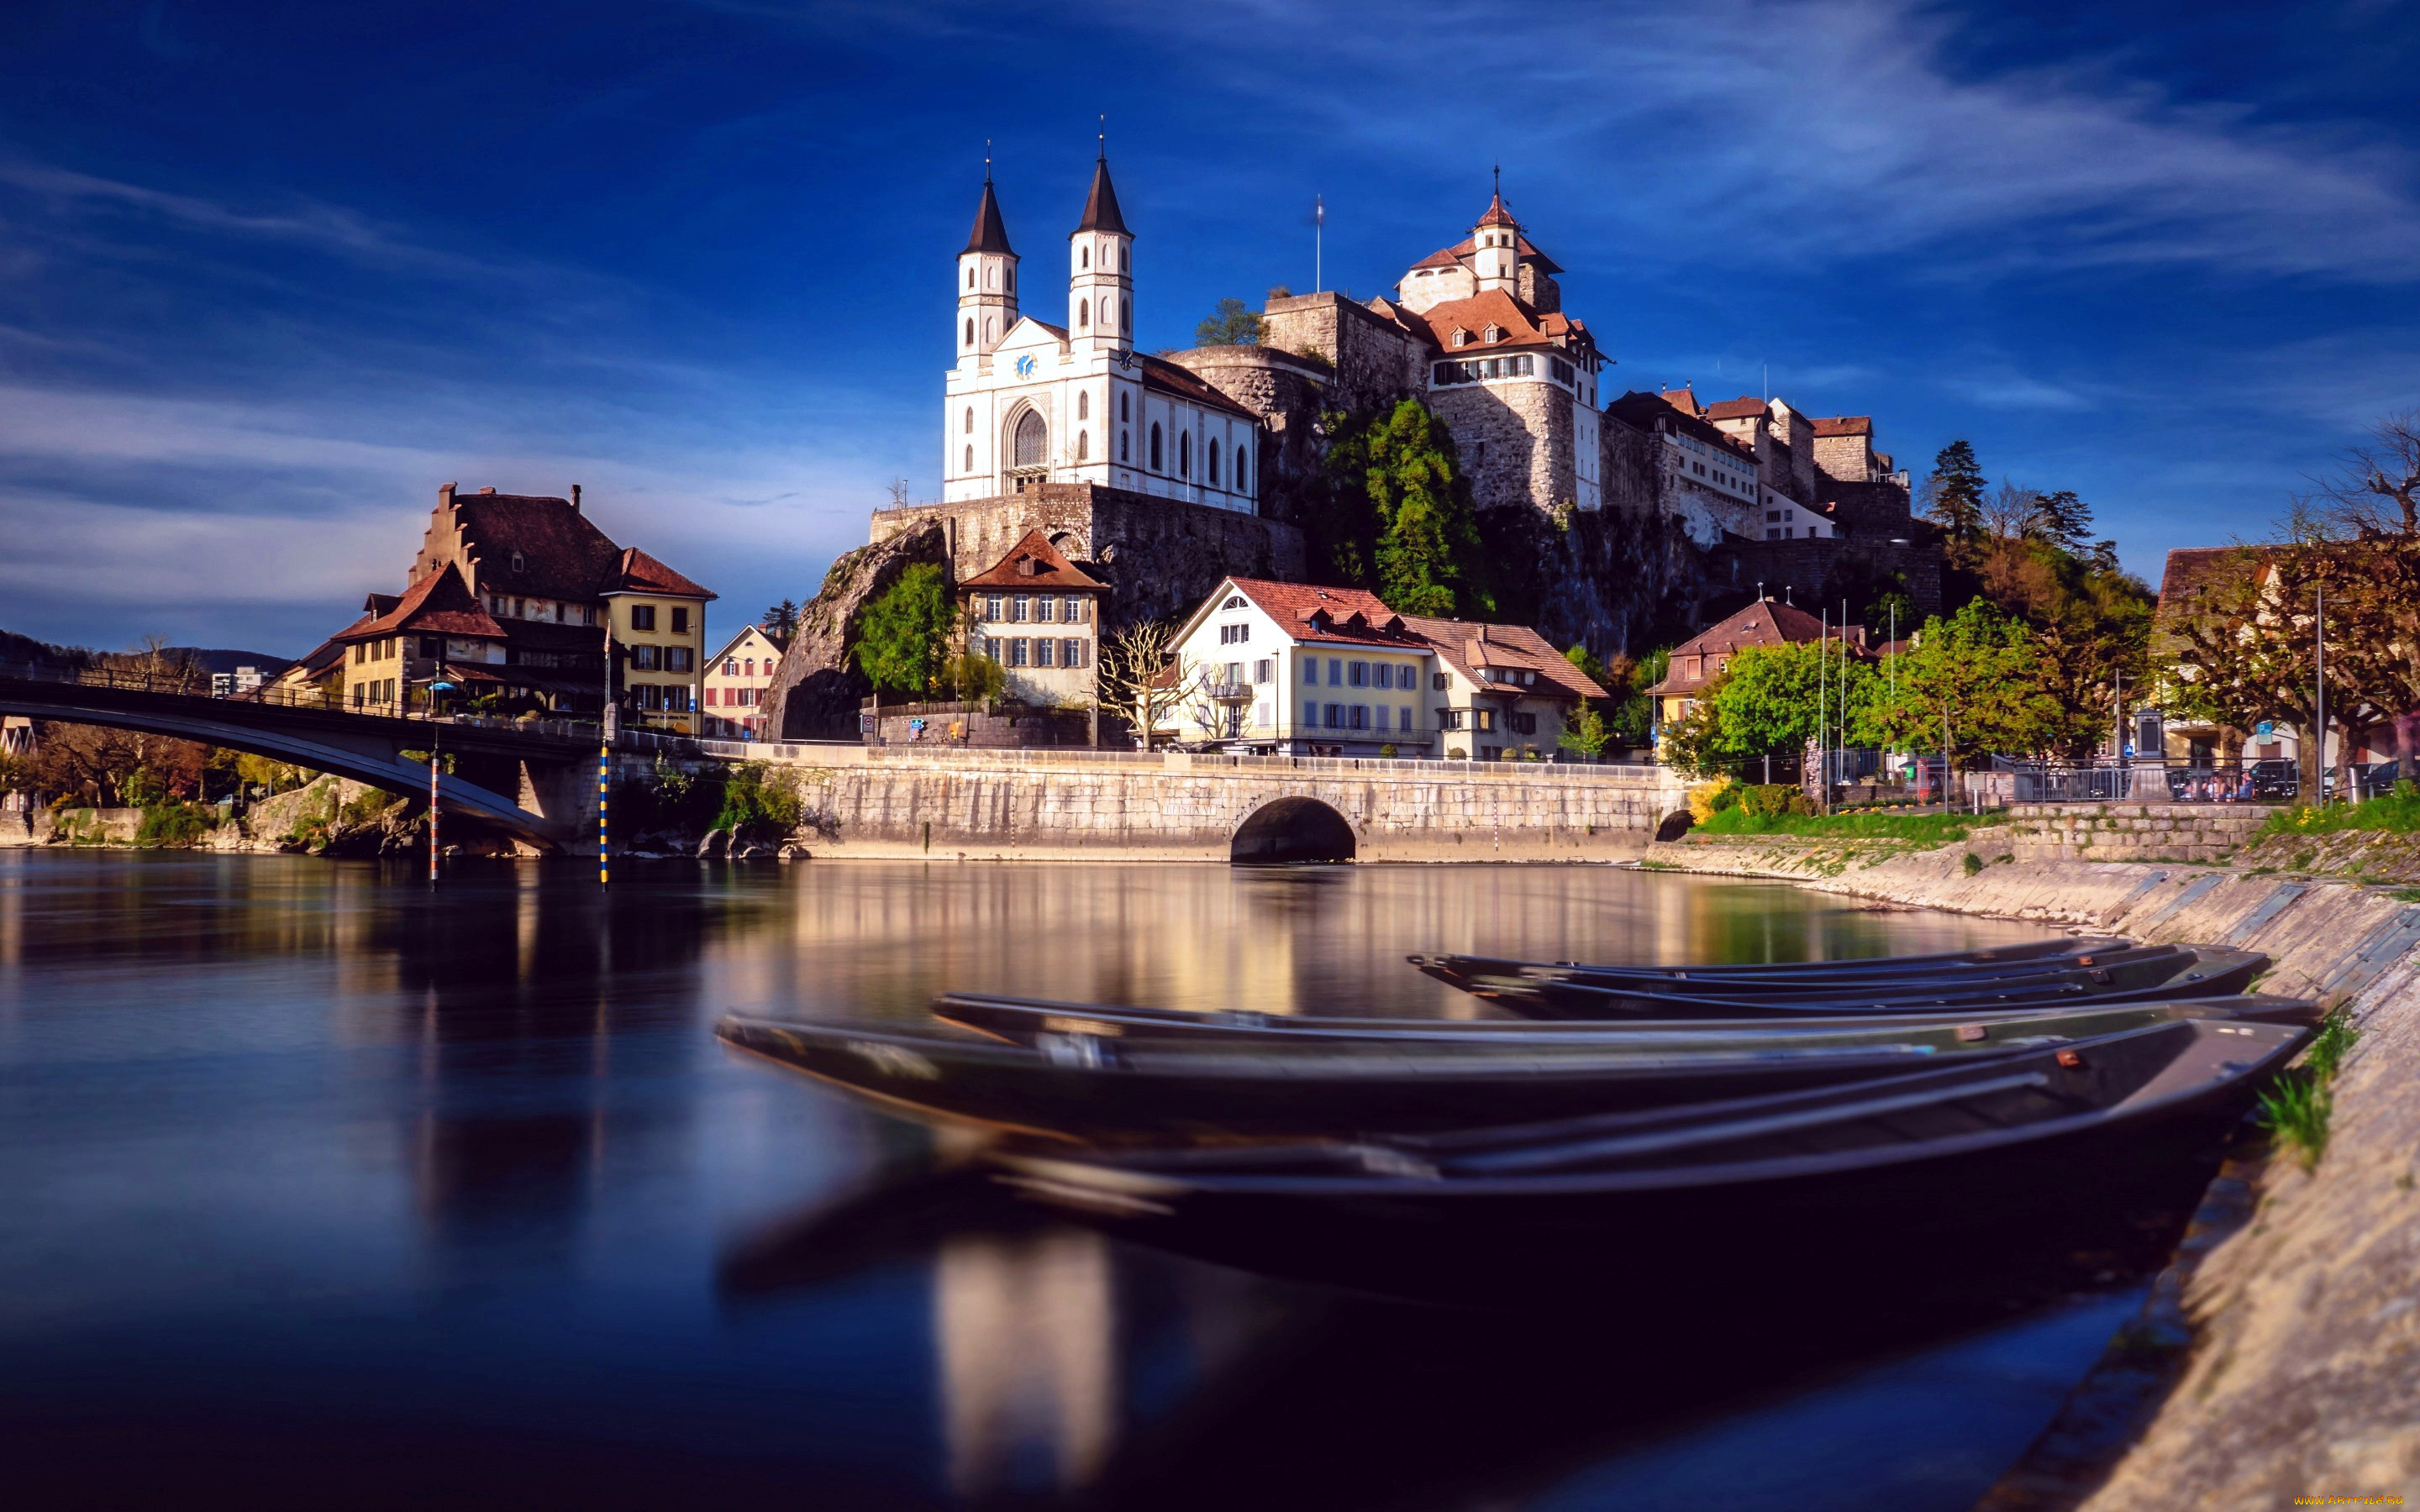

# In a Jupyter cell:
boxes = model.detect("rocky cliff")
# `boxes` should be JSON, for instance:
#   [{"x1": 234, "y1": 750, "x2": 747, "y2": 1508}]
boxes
[{"x1": 763, "y1": 520, "x2": 951, "y2": 743}]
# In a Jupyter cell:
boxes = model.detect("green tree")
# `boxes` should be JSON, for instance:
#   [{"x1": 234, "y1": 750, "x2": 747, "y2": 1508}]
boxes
[
  {"x1": 1923, "y1": 439, "x2": 1986, "y2": 541},
  {"x1": 761, "y1": 598, "x2": 802, "y2": 638},
  {"x1": 1308, "y1": 407, "x2": 1381, "y2": 585},
  {"x1": 2026, "y1": 489, "x2": 2096, "y2": 554},
  {"x1": 1658, "y1": 643, "x2": 1881, "y2": 776},
  {"x1": 1612, "y1": 646, "x2": 1668, "y2": 748},
  {"x1": 1557, "y1": 701, "x2": 1612, "y2": 760},
  {"x1": 1193, "y1": 297, "x2": 1262, "y2": 347},
  {"x1": 1365, "y1": 399, "x2": 1485, "y2": 616},
  {"x1": 1974, "y1": 536, "x2": 2154, "y2": 756},
  {"x1": 851, "y1": 564, "x2": 953, "y2": 696},
  {"x1": 1865, "y1": 601, "x2": 2066, "y2": 763}
]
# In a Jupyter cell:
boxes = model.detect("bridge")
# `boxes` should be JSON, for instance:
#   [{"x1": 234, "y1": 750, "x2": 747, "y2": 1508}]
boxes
[{"x1": 0, "y1": 661, "x2": 703, "y2": 850}]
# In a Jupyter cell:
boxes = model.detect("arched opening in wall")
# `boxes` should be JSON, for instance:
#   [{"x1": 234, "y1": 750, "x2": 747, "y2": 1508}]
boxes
[
  {"x1": 1007, "y1": 407, "x2": 1049, "y2": 493},
  {"x1": 1230, "y1": 798, "x2": 1357, "y2": 865}
]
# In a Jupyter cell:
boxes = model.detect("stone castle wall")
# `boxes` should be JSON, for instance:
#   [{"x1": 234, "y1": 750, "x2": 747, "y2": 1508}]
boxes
[
  {"x1": 1261, "y1": 292, "x2": 1423, "y2": 413},
  {"x1": 1811, "y1": 430, "x2": 1873, "y2": 486},
  {"x1": 1165, "y1": 346, "x2": 1332, "y2": 525},
  {"x1": 1431, "y1": 379, "x2": 1573, "y2": 512}
]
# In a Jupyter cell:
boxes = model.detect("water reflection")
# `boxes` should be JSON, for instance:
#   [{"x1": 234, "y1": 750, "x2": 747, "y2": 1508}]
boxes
[{"x1": 0, "y1": 851, "x2": 2147, "y2": 1512}]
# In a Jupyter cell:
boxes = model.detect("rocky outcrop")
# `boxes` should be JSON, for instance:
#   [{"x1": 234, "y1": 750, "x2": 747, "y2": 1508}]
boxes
[{"x1": 764, "y1": 520, "x2": 951, "y2": 742}]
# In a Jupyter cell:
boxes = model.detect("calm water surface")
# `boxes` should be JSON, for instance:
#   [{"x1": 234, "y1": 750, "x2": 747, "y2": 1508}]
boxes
[{"x1": 0, "y1": 852, "x2": 2153, "y2": 1509}]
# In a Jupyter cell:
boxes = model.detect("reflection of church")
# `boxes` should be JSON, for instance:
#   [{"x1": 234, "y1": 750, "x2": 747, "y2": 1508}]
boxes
[{"x1": 942, "y1": 152, "x2": 1261, "y2": 512}]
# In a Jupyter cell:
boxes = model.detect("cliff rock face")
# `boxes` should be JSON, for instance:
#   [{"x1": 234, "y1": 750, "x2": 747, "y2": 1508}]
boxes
[
  {"x1": 1479, "y1": 506, "x2": 1717, "y2": 660},
  {"x1": 764, "y1": 521, "x2": 951, "y2": 742}
]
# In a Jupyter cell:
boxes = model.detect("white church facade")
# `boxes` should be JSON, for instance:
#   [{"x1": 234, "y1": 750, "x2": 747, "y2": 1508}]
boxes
[{"x1": 942, "y1": 155, "x2": 1261, "y2": 514}]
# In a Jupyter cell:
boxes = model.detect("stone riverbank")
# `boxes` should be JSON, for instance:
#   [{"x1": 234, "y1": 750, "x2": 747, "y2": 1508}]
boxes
[{"x1": 1647, "y1": 830, "x2": 2420, "y2": 1509}]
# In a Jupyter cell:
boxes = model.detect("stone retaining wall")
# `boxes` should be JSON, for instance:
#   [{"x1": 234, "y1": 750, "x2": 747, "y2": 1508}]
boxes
[
  {"x1": 752, "y1": 747, "x2": 1691, "y2": 860},
  {"x1": 2004, "y1": 802, "x2": 2280, "y2": 864},
  {"x1": 1648, "y1": 832, "x2": 2420, "y2": 1508}
]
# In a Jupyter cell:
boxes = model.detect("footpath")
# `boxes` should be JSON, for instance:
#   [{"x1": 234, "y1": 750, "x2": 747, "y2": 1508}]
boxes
[{"x1": 1648, "y1": 824, "x2": 2420, "y2": 1509}]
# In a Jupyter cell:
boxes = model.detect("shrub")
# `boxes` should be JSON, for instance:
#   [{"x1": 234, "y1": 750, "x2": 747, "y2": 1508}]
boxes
[
  {"x1": 1378, "y1": 743, "x2": 1397, "y2": 758},
  {"x1": 1963, "y1": 851, "x2": 1984, "y2": 875},
  {"x1": 1739, "y1": 784, "x2": 1811, "y2": 820},
  {"x1": 713, "y1": 763, "x2": 804, "y2": 834},
  {"x1": 135, "y1": 801, "x2": 216, "y2": 848}
]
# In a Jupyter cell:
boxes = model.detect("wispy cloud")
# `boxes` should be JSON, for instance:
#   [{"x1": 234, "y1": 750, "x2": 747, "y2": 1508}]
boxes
[{"x1": 1108, "y1": 0, "x2": 2420, "y2": 283}]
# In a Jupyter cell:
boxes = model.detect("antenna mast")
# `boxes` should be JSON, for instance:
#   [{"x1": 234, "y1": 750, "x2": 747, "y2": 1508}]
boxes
[{"x1": 1315, "y1": 194, "x2": 1324, "y2": 293}]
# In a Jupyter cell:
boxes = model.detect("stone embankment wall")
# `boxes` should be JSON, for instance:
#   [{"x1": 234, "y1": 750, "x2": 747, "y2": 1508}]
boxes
[
  {"x1": 749, "y1": 745, "x2": 1691, "y2": 861},
  {"x1": 1649, "y1": 832, "x2": 2420, "y2": 1508},
  {"x1": 2004, "y1": 802, "x2": 2280, "y2": 864}
]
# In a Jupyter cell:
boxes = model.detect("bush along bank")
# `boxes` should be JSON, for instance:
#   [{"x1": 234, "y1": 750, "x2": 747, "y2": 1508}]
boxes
[{"x1": 610, "y1": 759, "x2": 836, "y2": 860}]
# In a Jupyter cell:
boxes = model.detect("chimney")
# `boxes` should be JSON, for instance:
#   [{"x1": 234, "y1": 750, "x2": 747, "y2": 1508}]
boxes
[
  {"x1": 477, "y1": 486, "x2": 496, "y2": 494},
  {"x1": 571, "y1": 484, "x2": 582, "y2": 512}
]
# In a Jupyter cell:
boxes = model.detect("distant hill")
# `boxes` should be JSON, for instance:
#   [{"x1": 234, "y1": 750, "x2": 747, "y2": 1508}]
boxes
[
  {"x1": 167, "y1": 648, "x2": 296, "y2": 677},
  {"x1": 0, "y1": 629, "x2": 87, "y2": 668}
]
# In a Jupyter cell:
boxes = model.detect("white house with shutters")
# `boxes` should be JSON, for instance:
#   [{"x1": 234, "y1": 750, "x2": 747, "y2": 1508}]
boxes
[
  {"x1": 1164, "y1": 577, "x2": 1437, "y2": 756},
  {"x1": 941, "y1": 154, "x2": 1261, "y2": 512}
]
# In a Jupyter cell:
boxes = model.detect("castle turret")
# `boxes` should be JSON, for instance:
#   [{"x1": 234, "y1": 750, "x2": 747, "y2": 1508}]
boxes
[
  {"x1": 1068, "y1": 149, "x2": 1132, "y2": 355},
  {"x1": 958, "y1": 169, "x2": 1018, "y2": 360},
  {"x1": 1472, "y1": 183, "x2": 1518, "y2": 296}
]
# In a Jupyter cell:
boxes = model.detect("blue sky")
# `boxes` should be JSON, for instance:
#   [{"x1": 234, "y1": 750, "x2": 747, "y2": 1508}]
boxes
[{"x1": 3, "y1": 0, "x2": 2416, "y2": 656}]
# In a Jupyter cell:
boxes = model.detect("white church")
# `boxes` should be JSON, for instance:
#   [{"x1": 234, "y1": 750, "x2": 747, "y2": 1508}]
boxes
[{"x1": 943, "y1": 153, "x2": 1261, "y2": 513}]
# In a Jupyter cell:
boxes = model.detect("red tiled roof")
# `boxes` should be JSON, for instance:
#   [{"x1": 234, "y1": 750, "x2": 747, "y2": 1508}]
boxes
[
  {"x1": 1646, "y1": 599, "x2": 1860, "y2": 697},
  {"x1": 1139, "y1": 352, "x2": 1257, "y2": 419},
  {"x1": 1475, "y1": 191, "x2": 1518, "y2": 229},
  {"x1": 339, "y1": 563, "x2": 505, "y2": 642},
  {"x1": 1705, "y1": 396, "x2": 1770, "y2": 421},
  {"x1": 1218, "y1": 579, "x2": 1425, "y2": 648},
  {"x1": 1405, "y1": 288, "x2": 1586, "y2": 356},
  {"x1": 959, "y1": 529, "x2": 1107, "y2": 591},
  {"x1": 1812, "y1": 415, "x2": 1872, "y2": 438},
  {"x1": 1603, "y1": 391, "x2": 1760, "y2": 465},
  {"x1": 431, "y1": 491, "x2": 626, "y2": 604},
  {"x1": 1397, "y1": 615, "x2": 1607, "y2": 701},
  {"x1": 1658, "y1": 387, "x2": 1702, "y2": 417},
  {"x1": 614, "y1": 547, "x2": 716, "y2": 600},
  {"x1": 1409, "y1": 232, "x2": 1564, "y2": 277}
]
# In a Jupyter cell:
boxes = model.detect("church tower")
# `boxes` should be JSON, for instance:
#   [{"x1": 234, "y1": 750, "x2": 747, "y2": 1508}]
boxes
[
  {"x1": 958, "y1": 168, "x2": 1018, "y2": 360},
  {"x1": 1067, "y1": 148, "x2": 1132, "y2": 356},
  {"x1": 1471, "y1": 180, "x2": 1518, "y2": 297}
]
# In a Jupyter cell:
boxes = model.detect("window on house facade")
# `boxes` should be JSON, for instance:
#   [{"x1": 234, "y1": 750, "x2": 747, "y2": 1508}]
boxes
[
  {"x1": 1474, "y1": 709, "x2": 1497, "y2": 732},
  {"x1": 1010, "y1": 638, "x2": 1028, "y2": 667},
  {"x1": 1327, "y1": 658, "x2": 1342, "y2": 684},
  {"x1": 1323, "y1": 703, "x2": 1342, "y2": 728},
  {"x1": 630, "y1": 605, "x2": 657, "y2": 631},
  {"x1": 983, "y1": 637, "x2": 1002, "y2": 661},
  {"x1": 985, "y1": 594, "x2": 1002, "y2": 621},
  {"x1": 1302, "y1": 657, "x2": 1318, "y2": 685},
  {"x1": 1509, "y1": 711, "x2": 1537, "y2": 734},
  {"x1": 1035, "y1": 638, "x2": 1056, "y2": 668},
  {"x1": 1438, "y1": 708, "x2": 1464, "y2": 730},
  {"x1": 671, "y1": 607, "x2": 689, "y2": 634},
  {"x1": 1036, "y1": 596, "x2": 1055, "y2": 623},
  {"x1": 1063, "y1": 638, "x2": 1084, "y2": 668},
  {"x1": 1347, "y1": 661, "x2": 1367, "y2": 687},
  {"x1": 667, "y1": 647, "x2": 693, "y2": 673},
  {"x1": 1012, "y1": 596, "x2": 1029, "y2": 622},
  {"x1": 631, "y1": 645, "x2": 662, "y2": 671},
  {"x1": 1303, "y1": 701, "x2": 1318, "y2": 727},
  {"x1": 1253, "y1": 659, "x2": 1272, "y2": 682},
  {"x1": 1064, "y1": 596, "x2": 1085, "y2": 622},
  {"x1": 1397, "y1": 706, "x2": 1413, "y2": 732}
]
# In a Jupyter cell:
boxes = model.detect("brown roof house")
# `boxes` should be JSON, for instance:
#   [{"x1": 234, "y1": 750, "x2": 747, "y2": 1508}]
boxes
[
  {"x1": 1646, "y1": 596, "x2": 1854, "y2": 730},
  {"x1": 1397, "y1": 615, "x2": 1609, "y2": 761},
  {"x1": 960, "y1": 529, "x2": 1109, "y2": 709},
  {"x1": 318, "y1": 482, "x2": 715, "y2": 731}
]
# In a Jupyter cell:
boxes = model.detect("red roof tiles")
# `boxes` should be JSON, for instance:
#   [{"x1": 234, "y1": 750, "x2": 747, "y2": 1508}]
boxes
[
  {"x1": 1646, "y1": 599, "x2": 1860, "y2": 697},
  {"x1": 959, "y1": 529, "x2": 1107, "y2": 591},
  {"x1": 614, "y1": 547, "x2": 716, "y2": 601},
  {"x1": 1705, "y1": 396, "x2": 1770, "y2": 422},
  {"x1": 1397, "y1": 616, "x2": 1607, "y2": 701},
  {"x1": 1812, "y1": 415, "x2": 1872, "y2": 437},
  {"x1": 1218, "y1": 579, "x2": 1423, "y2": 648},
  {"x1": 339, "y1": 562, "x2": 505, "y2": 643}
]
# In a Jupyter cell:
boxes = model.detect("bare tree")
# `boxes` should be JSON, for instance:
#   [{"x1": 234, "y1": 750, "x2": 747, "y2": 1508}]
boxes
[
  {"x1": 1095, "y1": 619, "x2": 1204, "y2": 751},
  {"x1": 1980, "y1": 479, "x2": 2040, "y2": 540},
  {"x1": 2306, "y1": 410, "x2": 2420, "y2": 541}
]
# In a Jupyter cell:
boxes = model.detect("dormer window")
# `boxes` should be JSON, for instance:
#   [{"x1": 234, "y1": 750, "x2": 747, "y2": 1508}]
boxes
[
  {"x1": 1485, "y1": 324, "x2": 1504, "y2": 343},
  {"x1": 1451, "y1": 329, "x2": 1470, "y2": 348},
  {"x1": 509, "y1": 551, "x2": 524, "y2": 575}
]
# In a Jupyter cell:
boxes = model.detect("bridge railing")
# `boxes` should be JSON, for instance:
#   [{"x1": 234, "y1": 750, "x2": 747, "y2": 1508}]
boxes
[
  {"x1": 0, "y1": 659, "x2": 713, "y2": 757},
  {"x1": 716, "y1": 738, "x2": 1678, "y2": 784}
]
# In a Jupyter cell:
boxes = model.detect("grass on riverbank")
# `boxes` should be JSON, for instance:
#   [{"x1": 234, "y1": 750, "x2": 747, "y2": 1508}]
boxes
[
  {"x1": 2259, "y1": 785, "x2": 2420, "y2": 838},
  {"x1": 1695, "y1": 807, "x2": 2009, "y2": 844},
  {"x1": 2259, "y1": 1005, "x2": 2360, "y2": 1170}
]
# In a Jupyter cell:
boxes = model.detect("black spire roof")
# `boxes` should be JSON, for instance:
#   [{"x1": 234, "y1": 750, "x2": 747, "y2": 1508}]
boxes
[
  {"x1": 964, "y1": 176, "x2": 1013, "y2": 256},
  {"x1": 1074, "y1": 155, "x2": 1128, "y2": 238}
]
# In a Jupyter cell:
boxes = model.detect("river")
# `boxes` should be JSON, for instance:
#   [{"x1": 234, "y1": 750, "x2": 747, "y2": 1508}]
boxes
[{"x1": 0, "y1": 852, "x2": 2172, "y2": 1509}]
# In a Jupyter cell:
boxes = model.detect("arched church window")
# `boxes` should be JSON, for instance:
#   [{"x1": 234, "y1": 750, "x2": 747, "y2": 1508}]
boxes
[
  {"x1": 965, "y1": 268, "x2": 974, "y2": 289},
  {"x1": 1076, "y1": 429, "x2": 1089, "y2": 461},
  {"x1": 1120, "y1": 245, "x2": 1128, "y2": 271},
  {"x1": 1013, "y1": 410, "x2": 1048, "y2": 469},
  {"x1": 1079, "y1": 299, "x2": 1089, "y2": 329},
  {"x1": 964, "y1": 444, "x2": 973, "y2": 472},
  {"x1": 985, "y1": 316, "x2": 997, "y2": 344},
  {"x1": 965, "y1": 318, "x2": 974, "y2": 348},
  {"x1": 1119, "y1": 392, "x2": 1129, "y2": 422},
  {"x1": 1121, "y1": 430, "x2": 1129, "y2": 461},
  {"x1": 1081, "y1": 246, "x2": 1090, "y2": 270},
  {"x1": 1207, "y1": 438, "x2": 1220, "y2": 485},
  {"x1": 1237, "y1": 447, "x2": 1249, "y2": 495},
  {"x1": 1178, "y1": 431, "x2": 1190, "y2": 477},
  {"x1": 1076, "y1": 391, "x2": 1089, "y2": 421},
  {"x1": 964, "y1": 407, "x2": 974, "y2": 434},
  {"x1": 1006, "y1": 267, "x2": 1013, "y2": 291},
  {"x1": 1121, "y1": 297, "x2": 1131, "y2": 334},
  {"x1": 986, "y1": 266, "x2": 996, "y2": 290},
  {"x1": 1149, "y1": 423, "x2": 1162, "y2": 471}
]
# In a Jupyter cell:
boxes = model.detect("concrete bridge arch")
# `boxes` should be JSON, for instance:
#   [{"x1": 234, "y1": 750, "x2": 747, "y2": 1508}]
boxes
[{"x1": 1229, "y1": 796, "x2": 1358, "y2": 864}]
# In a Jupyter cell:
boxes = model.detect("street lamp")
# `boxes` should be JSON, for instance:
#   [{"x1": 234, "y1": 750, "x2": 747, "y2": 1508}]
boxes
[{"x1": 427, "y1": 677, "x2": 457, "y2": 886}]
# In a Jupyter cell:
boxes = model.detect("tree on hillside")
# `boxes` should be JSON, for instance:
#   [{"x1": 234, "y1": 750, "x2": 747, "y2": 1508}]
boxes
[
  {"x1": 1194, "y1": 297, "x2": 1262, "y2": 347},
  {"x1": 2026, "y1": 489, "x2": 2096, "y2": 555},
  {"x1": 1865, "y1": 601, "x2": 2066, "y2": 764},
  {"x1": 761, "y1": 599, "x2": 802, "y2": 638},
  {"x1": 851, "y1": 564, "x2": 954, "y2": 699},
  {"x1": 1921, "y1": 439, "x2": 1986, "y2": 542},
  {"x1": 1979, "y1": 479, "x2": 2039, "y2": 542},
  {"x1": 1365, "y1": 399, "x2": 1486, "y2": 616}
]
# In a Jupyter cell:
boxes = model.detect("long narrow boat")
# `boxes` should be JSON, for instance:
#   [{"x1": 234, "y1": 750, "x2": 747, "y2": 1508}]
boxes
[
  {"x1": 1442, "y1": 948, "x2": 2267, "y2": 1020},
  {"x1": 1412, "y1": 937, "x2": 2128, "y2": 990},
  {"x1": 714, "y1": 1010, "x2": 2136, "y2": 1142},
  {"x1": 928, "y1": 990, "x2": 2323, "y2": 1050},
  {"x1": 988, "y1": 1017, "x2": 2307, "y2": 1296},
  {"x1": 1435, "y1": 944, "x2": 2198, "y2": 1002}
]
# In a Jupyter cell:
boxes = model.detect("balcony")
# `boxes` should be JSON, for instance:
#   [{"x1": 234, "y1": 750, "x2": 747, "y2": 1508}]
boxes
[{"x1": 1206, "y1": 681, "x2": 1253, "y2": 702}]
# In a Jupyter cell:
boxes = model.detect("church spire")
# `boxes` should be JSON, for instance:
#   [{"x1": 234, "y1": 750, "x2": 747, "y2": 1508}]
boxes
[
  {"x1": 964, "y1": 176, "x2": 1013, "y2": 255},
  {"x1": 1075, "y1": 148, "x2": 1128, "y2": 237}
]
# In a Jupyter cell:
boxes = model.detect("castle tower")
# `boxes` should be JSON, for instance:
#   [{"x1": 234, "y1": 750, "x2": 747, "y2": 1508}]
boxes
[
  {"x1": 958, "y1": 168, "x2": 1018, "y2": 360},
  {"x1": 1471, "y1": 180, "x2": 1518, "y2": 296},
  {"x1": 1067, "y1": 148, "x2": 1132, "y2": 355}
]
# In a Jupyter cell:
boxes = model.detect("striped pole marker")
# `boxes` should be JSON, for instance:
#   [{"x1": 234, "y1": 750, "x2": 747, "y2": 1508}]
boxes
[{"x1": 597, "y1": 743, "x2": 611, "y2": 885}]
